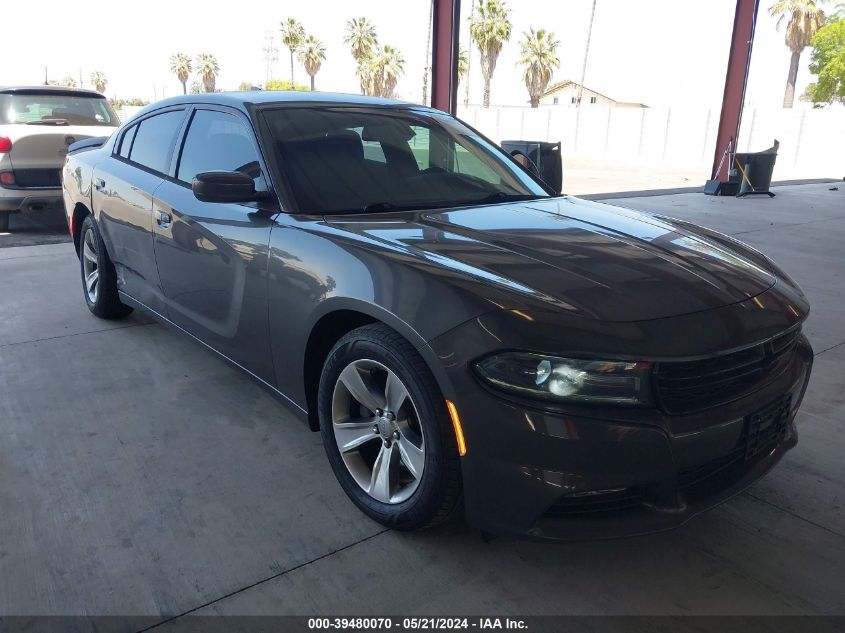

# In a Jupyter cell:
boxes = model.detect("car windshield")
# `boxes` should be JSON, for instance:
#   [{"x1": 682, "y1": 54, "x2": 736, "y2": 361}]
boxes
[
  {"x1": 261, "y1": 107, "x2": 550, "y2": 213},
  {"x1": 0, "y1": 93, "x2": 119, "y2": 126}
]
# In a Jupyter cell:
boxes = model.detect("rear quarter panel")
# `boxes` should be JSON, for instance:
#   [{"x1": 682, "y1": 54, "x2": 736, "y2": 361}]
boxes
[{"x1": 62, "y1": 146, "x2": 100, "y2": 234}]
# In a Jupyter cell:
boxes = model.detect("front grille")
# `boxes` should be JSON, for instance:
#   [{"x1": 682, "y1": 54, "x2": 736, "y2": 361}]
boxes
[
  {"x1": 655, "y1": 329, "x2": 800, "y2": 414},
  {"x1": 11, "y1": 168, "x2": 62, "y2": 188}
]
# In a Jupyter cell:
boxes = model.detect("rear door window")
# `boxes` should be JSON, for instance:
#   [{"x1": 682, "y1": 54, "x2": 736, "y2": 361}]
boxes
[{"x1": 128, "y1": 110, "x2": 185, "y2": 174}]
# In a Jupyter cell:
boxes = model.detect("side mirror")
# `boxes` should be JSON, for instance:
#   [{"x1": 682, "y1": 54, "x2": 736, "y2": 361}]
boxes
[{"x1": 192, "y1": 171, "x2": 262, "y2": 203}]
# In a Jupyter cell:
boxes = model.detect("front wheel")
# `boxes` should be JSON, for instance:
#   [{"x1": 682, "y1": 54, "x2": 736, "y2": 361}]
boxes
[
  {"x1": 318, "y1": 324, "x2": 462, "y2": 530},
  {"x1": 79, "y1": 215, "x2": 132, "y2": 319}
]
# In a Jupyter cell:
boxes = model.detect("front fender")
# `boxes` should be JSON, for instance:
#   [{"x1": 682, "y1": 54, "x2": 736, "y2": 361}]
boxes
[{"x1": 267, "y1": 217, "x2": 491, "y2": 410}]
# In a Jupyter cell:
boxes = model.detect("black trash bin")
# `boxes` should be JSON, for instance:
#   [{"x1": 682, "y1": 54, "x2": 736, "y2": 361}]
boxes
[
  {"x1": 732, "y1": 140, "x2": 779, "y2": 198},
  {"x1": 500, "y1": 140, "x2": 562, "y2": 194}
]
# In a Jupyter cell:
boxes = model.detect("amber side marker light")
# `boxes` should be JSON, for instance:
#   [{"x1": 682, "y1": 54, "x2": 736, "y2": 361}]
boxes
[{"x1": 445, "y1": 400, "x2": 467, "y2": 456}]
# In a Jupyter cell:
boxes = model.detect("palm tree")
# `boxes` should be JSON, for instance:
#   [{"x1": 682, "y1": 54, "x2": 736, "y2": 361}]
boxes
[
  {"x1": 170, "y1": 53, "x2": 192, "y2": 95},
  {"x1": 195, "y1": 53, "x2": 220, "y2": 93},
  {"x1": 769, "y1": 0, "x2": 827, "y2": 107},
  {"x1": 90, "y1": 71, "x2": 108, "y2": 94},
  {"x1": 458, "y1": 49, "x2": 470, "y2": 84},
  {"x1": 355, "y1": 45, "x2": 405, "y2": 97},
  {"x1": 518, "y1": 29, "x2": 560, "y2": 107},
  {"x1": 380, "y1": 46, "x2": 405, "y2": 98},
  {"x1": 345, "y1": 17, "x2": 380, "y2": 94},
  {"x1": 356, "y1": 57, "x2": 378, "y2": 96},
  {"x1": 280, "y1": 18, "x2": 306, "y2": 87},
  {"x1": 298, "y1": 35, "x2": 326, "y2": 91},
  {"x1": 344, "y1": 17, "x2": 379, "y2": 63},
  {"x1": 469, "y1": 0, "x2": 512, "y2": 107}
]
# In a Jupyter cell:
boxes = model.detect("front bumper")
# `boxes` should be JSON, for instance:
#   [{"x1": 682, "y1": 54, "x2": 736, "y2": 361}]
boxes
[
  {"x1": 431, "y1": 331, "x2": 813, "y2": 540},
  {"x1": 0, "y1": 187, "x2": 63, "y2": 212}
]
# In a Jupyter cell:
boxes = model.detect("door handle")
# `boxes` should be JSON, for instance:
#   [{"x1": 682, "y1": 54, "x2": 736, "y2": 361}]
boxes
[
  {"x1": 155, "y1": 209, "x2": 172, "y2": 228},
  {"x1": 94, "y1": 178, "x2": 105, "y2": 192}
]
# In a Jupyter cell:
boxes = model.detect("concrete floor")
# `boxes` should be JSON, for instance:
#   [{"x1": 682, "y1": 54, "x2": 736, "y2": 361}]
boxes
[{"x1": 1, "y1": 183, "x2": 843, "y2": 622}]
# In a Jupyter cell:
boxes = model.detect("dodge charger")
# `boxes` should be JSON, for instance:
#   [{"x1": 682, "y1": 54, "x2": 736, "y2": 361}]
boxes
[{"x1": 61, "y1": 92, "x2": 813, "y2": 540}]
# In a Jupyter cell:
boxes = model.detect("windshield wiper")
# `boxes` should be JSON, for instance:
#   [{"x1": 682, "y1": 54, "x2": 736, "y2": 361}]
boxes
[
  {"x1": 361, "y1": 202, "x2": 440, "y2": 213},
  {"x1": 338, "y1": 195, "x2": 541, "y2": 215},
  {"x1": 363, "y1": 202, "x2": 398, "y2": 212},
  {"x1": 462, "y1": 192, "x2": 545, "y2": 206}
]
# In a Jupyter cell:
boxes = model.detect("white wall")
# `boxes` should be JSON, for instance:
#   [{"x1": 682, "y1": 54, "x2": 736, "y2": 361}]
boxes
[
  {"x1": 114, "y1": 106, "x2": 145, "y2": 124},
  {"x1": 457, "y1": 104, "x2": 845, "y2": 180}
]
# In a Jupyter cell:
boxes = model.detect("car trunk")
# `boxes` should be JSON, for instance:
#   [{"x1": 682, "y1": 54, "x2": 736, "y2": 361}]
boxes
[{"x1": 5, "y1": 124, "x2": 108, "y2": 187}]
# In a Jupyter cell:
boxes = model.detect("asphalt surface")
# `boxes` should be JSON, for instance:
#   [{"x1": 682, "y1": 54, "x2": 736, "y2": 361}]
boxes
[{"x1": 0, "y1": 183, "x2": 843, "y2": 625}]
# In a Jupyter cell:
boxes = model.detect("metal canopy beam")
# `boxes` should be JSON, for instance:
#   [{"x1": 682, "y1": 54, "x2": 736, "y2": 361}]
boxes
[
  {"x1": 712, "y1": 0, "x2": 760, "y2": 181},
  {"x1": 431, "y1": 0, "x2": 461, "y2": 114}
]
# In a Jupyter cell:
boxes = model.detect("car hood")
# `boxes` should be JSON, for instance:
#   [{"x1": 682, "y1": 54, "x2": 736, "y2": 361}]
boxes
[{"x1": 325, "y1": 196, "x2": 778, "y2": 322}]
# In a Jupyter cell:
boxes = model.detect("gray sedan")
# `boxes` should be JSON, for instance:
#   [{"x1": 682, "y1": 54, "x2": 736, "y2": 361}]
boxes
[{"x1": 62, "y1": 92, "x2": 812, "y2": 540}]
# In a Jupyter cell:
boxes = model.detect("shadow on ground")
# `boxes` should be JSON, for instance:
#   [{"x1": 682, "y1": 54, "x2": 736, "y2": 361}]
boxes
[{"x1": 0, "y1": 208, "x2": 72, "y2": 248}]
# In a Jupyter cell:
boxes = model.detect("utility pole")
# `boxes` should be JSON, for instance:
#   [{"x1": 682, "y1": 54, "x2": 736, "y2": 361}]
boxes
[
  {"x1": 44, "y1": 66, "x2": 48, "y2": 85},
  {"x1": 263, "y1": 32, "x2": 279, "y2": 87},
  {"x1": 79, "y1": 69, "x2": 83, "y2": 89},
  {"x1": 464, "y1": 0, "x2": 476, "y2": 106},
  {"x1": 574, "y1": 0, "x2": 597, "y2": 149},
  {"x1": 422, "y1": 1, "x2": 433, "y2": 106}
]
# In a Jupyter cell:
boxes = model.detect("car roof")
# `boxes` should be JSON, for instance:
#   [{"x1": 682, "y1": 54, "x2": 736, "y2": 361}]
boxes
[
  {"x1": 132, "y1": 91, "x2": 441, "y2": 119},
  {"x1": 0, "y1": 86, "x2": 107, "y2": 98}
]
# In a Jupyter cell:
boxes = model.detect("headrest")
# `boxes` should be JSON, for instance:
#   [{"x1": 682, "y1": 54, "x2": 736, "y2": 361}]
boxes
[{"x1": 283, "y1": 131, "x2": 364, "y2": 162}]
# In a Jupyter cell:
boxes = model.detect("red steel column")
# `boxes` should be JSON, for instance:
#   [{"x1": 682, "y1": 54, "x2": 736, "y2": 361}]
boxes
[
  {"x1": 711, "y1": 0, "x2": 760, "y2": 181},
  {"x1": 431, "y1": 0, "x2": 461, "y2": 114}
]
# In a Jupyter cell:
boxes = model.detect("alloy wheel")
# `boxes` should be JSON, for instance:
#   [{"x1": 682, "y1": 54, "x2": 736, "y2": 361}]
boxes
[
  {"x1": 331, "y1": 359, "x2": 426, "y2": 504},
  {"x1": 82, "y1": 228, "x2": 99, "y2": 304}
]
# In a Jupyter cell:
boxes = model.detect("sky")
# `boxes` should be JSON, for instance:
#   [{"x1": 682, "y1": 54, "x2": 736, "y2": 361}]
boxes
[{"x1": 1, "y1": 0, "x2": 820, "y2": 109}]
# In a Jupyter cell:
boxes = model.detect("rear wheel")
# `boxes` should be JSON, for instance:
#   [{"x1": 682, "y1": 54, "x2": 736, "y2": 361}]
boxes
[
  {"x1": 0, "y1": 211, "x2": 9, "y2": 233},
  {"x1": 318, "y1": 324, "x2": 462, "y2": 530},
  {"x1": 80, "y1": 215, "x2": 132, "y2": 319}
]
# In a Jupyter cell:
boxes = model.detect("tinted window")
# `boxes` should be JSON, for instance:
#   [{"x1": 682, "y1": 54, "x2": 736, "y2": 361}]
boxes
[
  {"x1": 177, "y1": 110, "x2": 265, "y2": 190},
  {"x1": 453, "y1": 143, "x2": 500, "y2": 185},
  {"x1": 0, "y1": 92, "x2": 118, "y2": 126},
  {"x1": 129, "y1": 110, "x2": 185, "y2": 174},
  {"x1": 118, "y1": 125, "x2": 137, "y2": 159}
]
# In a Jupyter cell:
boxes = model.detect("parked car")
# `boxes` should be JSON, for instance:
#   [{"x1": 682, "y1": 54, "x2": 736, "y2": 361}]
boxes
[
  {"x1": 0, "y1": 86, "x2": 119, "y2": 232},
  {"x1": 62, "y1": 92, "x2": 813, "y2": 540}
]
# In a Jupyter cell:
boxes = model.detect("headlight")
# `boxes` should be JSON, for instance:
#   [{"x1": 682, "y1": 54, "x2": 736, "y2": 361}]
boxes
[{"x1": 474, "y1": 352, "x2": 652, "y2": 405}]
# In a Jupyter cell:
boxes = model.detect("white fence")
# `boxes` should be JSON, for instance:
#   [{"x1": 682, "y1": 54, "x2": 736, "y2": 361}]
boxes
[{"x1": 457, "y1": 104, "x2": 845, "y2": 180}]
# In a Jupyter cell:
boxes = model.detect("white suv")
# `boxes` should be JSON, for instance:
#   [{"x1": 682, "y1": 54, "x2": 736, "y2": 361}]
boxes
[{"x1": 0, "y1": 86, "x2": 120, "y2": 232}]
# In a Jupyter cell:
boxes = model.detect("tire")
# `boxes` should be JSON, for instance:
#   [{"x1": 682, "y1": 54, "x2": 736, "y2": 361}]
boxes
[
  {"x1": 0, "y1": 211, "x2": 9, "y2": 233},
  {"x1": 318, "y1": 324, "x2": 462, "y2": 530},
  {"x1": 79, "y1": 215, "x2": 132, "y2": 319}
]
